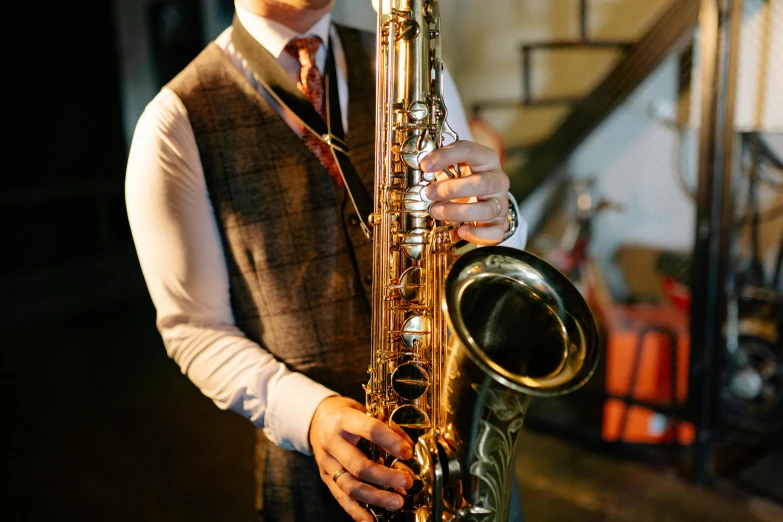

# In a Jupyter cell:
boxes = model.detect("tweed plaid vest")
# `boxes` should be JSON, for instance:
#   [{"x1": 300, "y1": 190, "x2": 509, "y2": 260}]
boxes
[{"x1": 167, "y1": 25, "x2": 376, "y2": 522}]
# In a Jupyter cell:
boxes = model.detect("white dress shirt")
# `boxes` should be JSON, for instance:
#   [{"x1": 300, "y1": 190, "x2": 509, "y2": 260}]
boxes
[{"x1": 125, "y1": 4, "x2": 527, "y2": 456}]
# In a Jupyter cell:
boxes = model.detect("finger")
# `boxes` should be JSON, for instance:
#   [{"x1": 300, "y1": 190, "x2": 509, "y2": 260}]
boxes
[
  {"x1": 388, "y1": 421, "x2": 414, "y2": 447},
  {"x1": 331, "y1": 437, "x2": 413, "y2": 490},
  {"x1": 424, "y1": 172, "x2": 509, "y2": 202},
  {"x1": 338, "y1": 472, "x2": 406, "y2": 511},
  {"x1": 420, "y1": 140, "x2": 500, "y2": 173},
  {"x1": 390, "y1": 460, "x2": 415, "y2": 476},
  {"x1": 431, "y1": 198, "x2": 505, "y2": 223},
  {"x1": 319, "y1": 453, "x2": 405, "y2": 511},
  {"x1": 340, "y1": 410, "x2": 413, "y2": 460},
  {"x1": 390, "y1": 460, "x2": 415, "y2": 490},
  {"x1": 457, "y1": 223, "x2": 505, "y2": 245},
  {"x1": 321, "y1": 469, "x2": 376, "y2": 522}
]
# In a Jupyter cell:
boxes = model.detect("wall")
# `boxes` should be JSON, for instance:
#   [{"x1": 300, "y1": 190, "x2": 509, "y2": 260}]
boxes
[
  {"x1": 567, "y1": 54, "x2": 697, "y2": 297},
  {"x1": 113, "y1": 0, "x2": 231, "y2": 148},
  {"x1": 114, "y1": 0, "x2": 159, "y2": 147},
  {"x1": 332, "y1": 0, "x2": 376, "y2": 30}
]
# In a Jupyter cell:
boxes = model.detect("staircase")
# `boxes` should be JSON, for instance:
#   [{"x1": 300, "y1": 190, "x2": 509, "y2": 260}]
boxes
[{"x1": 463, "y1": 0, "x2": 700, "y2": 198}]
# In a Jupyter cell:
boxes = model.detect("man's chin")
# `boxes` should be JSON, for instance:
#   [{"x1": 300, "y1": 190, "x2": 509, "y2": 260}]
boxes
[
  {"x1": 285, "y1": 0, "x2": 335, "y2": 11},
  {"x1": 311, "y1": 0, "x2": 335, "y2": 9}
]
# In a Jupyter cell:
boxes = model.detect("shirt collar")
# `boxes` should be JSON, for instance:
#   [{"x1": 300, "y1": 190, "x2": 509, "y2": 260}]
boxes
[{"x1": 234, "y1": 1, "x2": 332, "y2": 59}]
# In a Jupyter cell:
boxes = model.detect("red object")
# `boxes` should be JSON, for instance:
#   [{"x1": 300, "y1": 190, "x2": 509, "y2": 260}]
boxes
[
  {"x1": 597, "y1": 303, "x2": 695, "y2": 445},
  {"x1": 661, "y1": 276, "x2": 691, "y2": 314}
]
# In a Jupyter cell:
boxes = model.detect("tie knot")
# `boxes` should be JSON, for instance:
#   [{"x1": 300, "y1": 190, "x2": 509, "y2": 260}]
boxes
[{"x1": 284, "y1": 36, "x2": 322, "y2": 67}]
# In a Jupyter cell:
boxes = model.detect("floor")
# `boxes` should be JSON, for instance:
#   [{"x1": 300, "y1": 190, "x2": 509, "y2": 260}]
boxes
[
  {"x1": 5, "y1": 296, "x2": 781, "y2": 522},
  {"x1": 514, "y1": 430, "x2": 781, "y2": 522}
]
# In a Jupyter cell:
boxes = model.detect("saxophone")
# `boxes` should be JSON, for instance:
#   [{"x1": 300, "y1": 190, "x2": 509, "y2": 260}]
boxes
[{"x1": 366, "y1": 1, "x2": 601, "y2": 520}]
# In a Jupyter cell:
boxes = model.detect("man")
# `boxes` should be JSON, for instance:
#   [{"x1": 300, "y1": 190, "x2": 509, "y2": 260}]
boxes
[{"x1": 125, "y1": 1, "x2": 527, "y2": 521}]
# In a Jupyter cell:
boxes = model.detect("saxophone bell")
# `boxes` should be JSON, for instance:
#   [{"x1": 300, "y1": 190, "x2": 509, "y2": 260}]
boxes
[
  {"x1": 416, "y1": 247, "x2": 600, "y2": 522},
  {"x1": 446, "y1": 247, "x2": 599, "y2": 397}
]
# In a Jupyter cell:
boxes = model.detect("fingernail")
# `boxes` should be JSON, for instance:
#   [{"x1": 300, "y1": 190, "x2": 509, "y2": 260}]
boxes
[
  {"x1": 390, "y1": 497, "x2": 403, "y2": 509},
  {"x1": 430, "y1": 204, "x2": 442, "y2": 220},
  {"x1": 419, "y1": 184, "x2": 433, "y2": 203},
  {"x1": 420, "y1": 157, "x2": 432, "y2": 170}
]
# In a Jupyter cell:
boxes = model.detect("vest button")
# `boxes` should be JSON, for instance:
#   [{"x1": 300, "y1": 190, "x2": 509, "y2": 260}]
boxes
[
  {"x1": 348, "y1": 214, "x2": 360, "y2": 227},
  {"x1": 364, "y1": 274, "x2": 373, "y2": 285}
]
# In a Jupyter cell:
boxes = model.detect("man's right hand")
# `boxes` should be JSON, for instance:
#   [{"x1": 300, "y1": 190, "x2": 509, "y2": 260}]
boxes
[{"x1": 309, "y1": 396, "x2": 415, "y2": 522}]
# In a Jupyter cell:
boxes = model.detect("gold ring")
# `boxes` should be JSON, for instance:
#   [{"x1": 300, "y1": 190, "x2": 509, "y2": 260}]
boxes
[{"x1": 332, "y1": 467, "x2": 349, "y2": 483}]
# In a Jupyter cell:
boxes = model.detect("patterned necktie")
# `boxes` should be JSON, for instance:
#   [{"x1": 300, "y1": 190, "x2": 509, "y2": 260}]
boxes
[{"x1": 284, "y1": 36, "x2": 344, "y2": 187}]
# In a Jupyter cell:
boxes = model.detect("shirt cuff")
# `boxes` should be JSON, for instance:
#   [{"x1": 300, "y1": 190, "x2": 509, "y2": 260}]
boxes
[{"x1": 263, "y1": 372, "x2": 338, "y2": 455}]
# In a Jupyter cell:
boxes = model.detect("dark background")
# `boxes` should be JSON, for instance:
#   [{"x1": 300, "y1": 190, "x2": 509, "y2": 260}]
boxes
[{"x1": 7, "y1": 4, "x2": 257, "y2": 520}]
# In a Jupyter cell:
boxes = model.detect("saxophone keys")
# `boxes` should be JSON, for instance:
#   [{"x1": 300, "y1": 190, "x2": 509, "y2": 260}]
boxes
[
  {"x1": 403, "y1": 186, "x2": 430, "y2": 218},
  {"x1": 408, "y1": 101, "x2": 429, "y2": 121},
  {"x1": 400, "y1": 135, "x2": 435, "y2": 170},
  {"x1": 391, "y1": 361, "x2": 430, "y2": 400},
  {"x1": 390, "y1": 458, "x2": 425, "y2": 498},
  {"x1": 390, "y1": 405, "x2": 431, "y2": 442},
  {"x1": 401, "y1": 315, "x2": 431, "y2": 350},
  {"x1": 399, "y1": 267, "x2": 424, "y2": 302},
  {"x1": 401, "y1": 228, "x2": 429, "y2": 260},
  {"x1": 397, "y1": 19, "x2": 420, "y2": 42}
]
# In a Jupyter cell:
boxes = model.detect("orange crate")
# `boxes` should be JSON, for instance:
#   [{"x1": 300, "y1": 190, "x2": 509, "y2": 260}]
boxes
[{"x1": 598, "y1": 304, "x2": 695, "y2": 445}]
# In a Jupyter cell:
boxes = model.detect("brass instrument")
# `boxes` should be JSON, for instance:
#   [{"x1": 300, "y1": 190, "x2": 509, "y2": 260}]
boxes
[{"x1": 367, "y1": 1, "x2": 601, "y2": 520}]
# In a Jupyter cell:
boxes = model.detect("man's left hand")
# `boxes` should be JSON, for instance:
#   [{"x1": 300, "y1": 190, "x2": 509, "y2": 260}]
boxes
[{"x1": 420, "y1": 140, "x2": 510, "y2": 245}]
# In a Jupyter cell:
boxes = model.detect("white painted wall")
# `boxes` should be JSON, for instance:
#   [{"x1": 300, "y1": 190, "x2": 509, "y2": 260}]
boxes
[{"x1": 567, "y1": 55, "x2": 697, "y2": 297}]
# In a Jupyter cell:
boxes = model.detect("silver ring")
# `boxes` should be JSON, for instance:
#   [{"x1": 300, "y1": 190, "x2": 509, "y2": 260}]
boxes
[
  {"x1": 492, "y1": 198, "x2": 502, "y2": 218},
  {"x1": 332, "y1": 467, "x2": 349, "y2": 483},
  {"x1": 469, "y1": 199, "x2": 501, "y2": 228}
]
